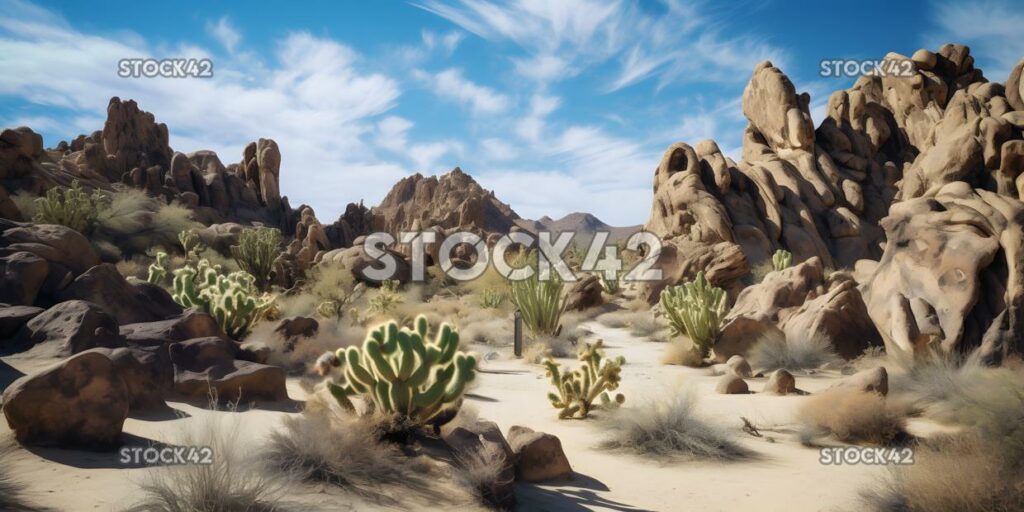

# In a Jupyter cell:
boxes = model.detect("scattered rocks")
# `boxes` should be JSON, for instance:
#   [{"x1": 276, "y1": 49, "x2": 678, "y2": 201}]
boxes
[
  {"x1": 120, "y1": 309, "x2": 224, "y2": 347},
  {"x1": 763, "y1": 369, "x2": 796, "y2": 395},
  {"x1": 715, "y1": 374, "x2": 749, "y2": 394},
  {"x1": 2, "y1": 351, "x2": 129, "y2": 448},
  {"x1": 57, "y1": 263, "x2": 181, "y2": 324},
  {"x1": 168, "y1": 336, "x2": 288, "y2": 402},
  {"x1": 725, "y1": 355, "x2": 753, "y2": 378},
  {"x1": 507, "y1": 425, "x2": 573, "y2": 483},
  {"x1": 564, "y1": 274, "x2": 604, "y2": 311},
  {"x1": 0, "y1": 251, "x2": 48, "y2": 305},
  {"x1": 834, "y1": 366, "x2": 888, "y2": 396}
]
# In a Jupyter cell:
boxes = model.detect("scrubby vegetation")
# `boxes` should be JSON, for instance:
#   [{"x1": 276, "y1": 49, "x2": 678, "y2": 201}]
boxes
[
  {"x1": 31, "y1": 179, "x2": 108, "y2": 234},
  {"x1": 477, "y1": 287, "x2": 506, "y2": 309},
  {"x1": 231, "y1": 226, "x2": 282, "y2": 292},
  {"x1": 368, "y1": 279, "x2": 404, "y2": 317},
  {"x1": 659, "y1": 271, "x2": 728, "y2": 359},
  {"x1": 508, "y1": 266, "x2": 565, "y2": 337},
  {"x1": 544, "y1": 340, "x2": 625, "y2": 419},
  {"x1": 798, "y1": 388, "x2": 907, "y2": 445},
  {"x1": 172, "y1": 258, "x2": 273, "y2": 338},
  {"x1": 771, "y1": 249, "x2": 792, "y2": 271},
  {"x1": 746, "y1": 331, "x2": 839, "y2": 372},
  {"x1": 600, "y1": 388, "x2": 751, "y2": 460},
  {"x1": 324, "y1": 315, "x2": 477, "y2": 428},
  {"x1": 0, "y1": 442, "x2": 35, "y2": 512}
]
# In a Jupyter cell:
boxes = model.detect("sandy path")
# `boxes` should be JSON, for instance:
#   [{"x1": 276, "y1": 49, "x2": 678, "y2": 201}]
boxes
[{"x1": 1, "y1": 322, "x2": 886, "y2": 511}]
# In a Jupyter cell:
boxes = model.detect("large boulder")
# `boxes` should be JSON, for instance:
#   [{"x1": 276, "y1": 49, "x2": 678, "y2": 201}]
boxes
[
  {"x1": 2, "y1": 350, "x2": 130, "y2": 448},
  {"x1": 859, "y1": 182, "x2": 1024, "y2": 362},
  {"x1": 168, "y1": 337, "x2": 287, "y2": 402},
  {"x1": 0, "y1": 220, "x2": 99, "y2": 280},
  {"x1": 0, "y1": 304, "x2": 43, "y2": 339},
  {"x1": 17, "y1": 300, "x2": 124, "y2": 356},
  {"x1": 120, "y1": 309, "x2": 225, "y2": 347},
  {"x1": 564, "y1": 274, "x2": 604, "y2": 312},
  {"x1": 0, "y1": 251, "x2": 48, "y2": 305},
  {"x1": 507, "y1": 426, "x2": 573, "y2": 483},
  {"x1": 58, "y1": 264, "x2": 182, "y2": 324},
  {"x1": 86, "y1": 347, "x2": 170, "y2": 412}
]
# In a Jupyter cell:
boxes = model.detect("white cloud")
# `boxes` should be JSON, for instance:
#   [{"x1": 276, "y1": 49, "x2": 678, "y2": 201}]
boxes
[
  {"x1": 925, "y1": 0, "x2": 1024, "y2": 79},
  {"x1": 206, "y1": 16, "x2": 241, "y2": 54},
  {"x1": 421, "y1": 29, "x2": 464, "y2": 55},
  {"x1": 414, "y1": 67, "x2": 510, "y2": 114},
  {"x1": 515, "y1": 93, "x2": 560, "y2": 142},
  {"x1": 480, "y1": 137, "x2": 517, "y2": 160},
  {"x1": 416, "y1": 0, "x2": 788, "y2": 91}
]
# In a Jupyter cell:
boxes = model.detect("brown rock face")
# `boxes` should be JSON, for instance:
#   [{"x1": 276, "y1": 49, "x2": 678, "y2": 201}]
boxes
[
  {"x1": 564, "y1": 274, "x2": 604, "y2": 312},
  {"x1": 2, "y1": 351, "x2": 130, "y2": 448},
  {"x1": 860, "y1": 183, "x2": 1024, "y2": 362},
  {"x1": 371, "y1": 167, "x2": 519, "y2": 234},
  {"x1": 102, "y1": 97, "x2": 172, "y2": 177},
  {"x1": 507, "y1": 426, "x2": 573, "y2": 482},
  {"x1": 57, "y1": 263, "x2": 182, "y2": 324},
  {"x1": 168, "y1": 337, "x2": 288, "y2": 402},
  {"x1": 19, "y1": 300, "x2": 124, "y2": 357},
  {"x1": 715, "y1": 257, "x2": 881, "y2": 362}
]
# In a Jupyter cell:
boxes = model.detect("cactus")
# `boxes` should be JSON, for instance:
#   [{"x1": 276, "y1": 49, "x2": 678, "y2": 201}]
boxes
[
  {"x1": 368, "y1": 279, "x2": 403, "y2": 316},
  {"x1": 147, "y1": 251, "x2": 168, "y2": 285},
  {"x1": 230, "y1": 227, "x2": 282, "y2": 291},
  {"x1": 325, "y1": 315, "x2": 477, "y2": 426},
  {"x1": 478, "y1": 288, "x2": 506, "y2": 309},
  {"x1": 172, "y1": 258, "x2": 272, "y2": 339},
  {"x1": 544, "y1": 340, "x2": 625, "y2": 419},
  {"x1": 178, "y1": 228, "x2": 203, "y2": 262},
  {"x1": 659, "y1": 271, "x2": 729, "y2": 358},
  {"x1": 33, "y1": 180, "x2": 109, "y2": 234},
  {"x1": 508, "y1": 264, "x2": 564, "y2": 337},
  {"x1": 772, "y1": 249, "x2": 793, "y2": 272},
  {"x1": 316, "y1": 299, "x2": 344, "y2": 319},
  {"x1": 599, "y1": 272, "x2": 620, "y2": 295}
]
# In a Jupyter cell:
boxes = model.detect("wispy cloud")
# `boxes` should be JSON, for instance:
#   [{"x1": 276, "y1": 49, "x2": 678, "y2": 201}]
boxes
[
  {"x1": 206, "y1": 16, "x2": 241, "y2": 54},
  {"x1": 415, "y1": 0, "x2": 788, "y2": 91},
  {"x1": 413, "y1": 67, "x2": 510, "y2": 114},
  {"x1": 924, "y1": 0, "x2": 1024, "y2": 79}
]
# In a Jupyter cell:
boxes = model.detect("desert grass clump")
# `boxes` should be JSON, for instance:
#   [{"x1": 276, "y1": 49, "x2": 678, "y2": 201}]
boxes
[
  {"x1": 797, "y1": 388, "x2": 907, "y2": 445},
  {"x1": 599, "y1": 388, "x2": 751, "y2": 460},
  {"x1": 452, "y1": 442, "x2": 514, "y2": 510},
  {"x1": 659, "y1": 271, "x2": 728, "y2": 358},
  {"x1": 746, "y1": 330, "x2": 840, "y2": 372},
  {"x1": 0, "y1": 442, "x2": 36, "y2": 512},
  {"x1": 264, "y1": 398, "x2": 439, "y2": 503},
  {"x1": 126, "y1": 403, "x2": 286, "y2": 512},
  {"x1": 231, "y1": 226, "x2": 282, "y2": 292},
  {"x1": 661, "y1": 337, "x2": 705, "y2": 367}
]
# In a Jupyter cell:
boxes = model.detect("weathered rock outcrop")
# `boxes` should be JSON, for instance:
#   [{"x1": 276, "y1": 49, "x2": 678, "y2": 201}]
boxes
[
  {"x1": 371, "y1": 167, "x2": 519, "y2": 234},
  {"x1": 715, "y1": 257, "x2": 881, "y2": 362},
  {"x1": 17, "y1": 300, "x2": 124, "y2": 357},
  {"x1": 168, "y1": 336, "x2": 288, "y2": 402}
]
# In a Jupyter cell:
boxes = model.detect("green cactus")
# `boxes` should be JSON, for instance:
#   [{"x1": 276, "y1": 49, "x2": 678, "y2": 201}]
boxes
[
  {"x1": 772, "y1": 249, "x2": 793, "y2": 272},
  {"x1": 544, "y1": 340, "x2": 625, "y2": 419},
  {"x1": 178, "y1": 228, "x2": 203, "y2": 262},
  {"x1": 316, "y1": 299, "x2": 344, "y2": 319},
  {"x1": 172, "y1": 258, "x2": 272, "y2": 339},
  {"x1": 147, "y1": 251, "x2": 168, "y2": 285},
  {"x1": 230, "y1": 227, "x2": 282, "y2": 292},
  {"x1": 478, "y1": 287, "x2": 506, "y2": 309},
  {"x1": 599, "y1": 271, "x2": 620, "y2": 295},
  {"x1": 324, "y1": 316, "x2": 477, "y2": 426},
  {"x1": 32, "y1": 180, "x2": 109, "y2": 234},
  {"x1": 659, "y1": 271, "x2": 729, "y2": 359}
]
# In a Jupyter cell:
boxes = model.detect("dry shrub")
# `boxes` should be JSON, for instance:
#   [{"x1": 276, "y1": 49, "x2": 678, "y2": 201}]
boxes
[
  {"x1": 661, "y1": 337, "x2": 704, "y2": 367},
  {"x1": 264, "y1": 394, "x2": 442, "y2": 505},
  {"x1": 115, "y1": 258, "x2": 148, "y2": 280},
  {"x1": 0, "y1": 441, "x2": 36, "y2": 512},
  {"x1": 249, "y1": 318, "x2": 366, "y2": 374},
  {"x1": 599, "y1": 388, "x2": 751, "y2": 460},
  {"x1": 126, "y1": 403, "x2": 286, "y2": 512},
  {"x1": 864, "y1": 433, "x2": 1024, "y2": 512},
  {"x1": 746, "y1": 330, "x2": 840, "y2": 372},
  {"x1": 452, "y1": 443, "x2": 514, "y2": 510},
  {"x1": 798, "y1": 388, "x2": 907, "y2": 445},
  {"x1": 596, "y1": 309, "x2": 670, "y2": 342}
]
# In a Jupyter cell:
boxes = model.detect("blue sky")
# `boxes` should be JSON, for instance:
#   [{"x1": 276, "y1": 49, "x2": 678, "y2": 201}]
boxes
[{"x1": 1, "y1": 0, "x2": 1022, "y2": 225}]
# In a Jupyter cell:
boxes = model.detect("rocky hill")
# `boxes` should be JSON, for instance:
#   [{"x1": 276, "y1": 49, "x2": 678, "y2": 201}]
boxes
[{"x1": 515, "y1": 212, "x2": 640, "y2": 244}]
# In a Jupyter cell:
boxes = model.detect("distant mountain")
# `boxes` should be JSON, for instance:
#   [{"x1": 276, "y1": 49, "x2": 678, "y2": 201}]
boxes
[{"x1": 516, "y1": 212, "x2": 640, "y2": 245}]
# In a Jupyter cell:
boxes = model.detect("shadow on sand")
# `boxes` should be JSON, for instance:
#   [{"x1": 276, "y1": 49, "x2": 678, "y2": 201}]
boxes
[
  {"x1": 23, "y1": 433, "x2": 196, "y2": 470},
  {"x1": 516, "y1": 471, "x2": 654, "y2": 512}
]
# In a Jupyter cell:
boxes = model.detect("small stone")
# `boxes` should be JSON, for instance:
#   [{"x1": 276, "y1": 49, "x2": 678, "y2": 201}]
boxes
[
  {"x1": 716, "y1": 374, "x2": 749, "y2": 394},
  {"x1": 763, "y1": 369, "x2": 796, "y2": 395}
]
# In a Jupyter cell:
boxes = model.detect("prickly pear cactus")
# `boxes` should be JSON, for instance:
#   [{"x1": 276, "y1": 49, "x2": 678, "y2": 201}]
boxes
[
  {"x1": 172, "y1": 258, "x2": 272, "y2": 339},
  {"x1": 772, "y1": 249, "x2": 793, "y2": 272},
  {"x1": 659, "y1": 271, "x2": 728, "y2": 358},
  {"x1": 325, "y1": 315, "x2": 477, "y2": 426},
  {"x1": 544, "y1": 340, "x2": 625, "y2": 419},
  {"x1": 147, "y1": 251, "x2": 168, "y2": 285}
]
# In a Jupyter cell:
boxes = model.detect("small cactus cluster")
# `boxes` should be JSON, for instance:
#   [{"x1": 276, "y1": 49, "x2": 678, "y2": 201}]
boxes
[
  {"x1": 179, "y1": 228, "x2": 203, "y2": 262},
  {"x1": 368, "y1": 279, "x2": 403, "y2": 316},
  {"x1": 478, "y1": 287, "x2": 506, "y2": 309},
  {"x1": 172, "y1": 258, "x2": 272, "y2": 339},
  {"x1": 544, "y1": 340, "x2": 625, "y2": 419},
  {"x1": 772, "y1": 249, "x2": 793, "y2": 272},
  {"x1": 147, "y1": 251, "x2": 169, "y2": 285},
  {"x1": 659, "y1": 271, "x2": 729, "y2": 358},
  {"x1": 230, "y1": 227, "x2": 282, "y2": 291},
  {"x1": 325, "y1": 316, "x2": 477, "y2": 426},
  {"x1": 33, "y1": 180, "x2": 109, "y2": 234}
]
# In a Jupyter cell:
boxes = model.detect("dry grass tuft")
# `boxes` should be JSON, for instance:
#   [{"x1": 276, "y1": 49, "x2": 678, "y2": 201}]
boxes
[
  {"x1": 798, "y1": 388, "x2": 907, "y2": 445},
  {"x1": 599, "y1": 388, "x2": 751, "y2": 460},
  {"x1": 452, "y1": 443, "x2": 514, "y2": 510},
  {"x1": 661, "y1": 337, "x2": 704, "y2": 367},
  {"x1": 747, "y1": 331, "x2": 840, "y2": 372},
  {"x1": 596, "y1": 309, "x2": 670, "y2": 342},
  {"x1": 0, "y1": 442, "x2": 37, "y2": 512},
  {"x1": 126, "y1": 403, "x2": 286, "y2": 512}
]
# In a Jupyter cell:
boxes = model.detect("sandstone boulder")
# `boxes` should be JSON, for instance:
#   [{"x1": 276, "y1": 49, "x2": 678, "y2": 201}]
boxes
[
  {"x1": 2, "y1": 351, "x2": 129, "y2": 448},
  {"x1": 763, "y1": 369, "x2": 797, "y2": 395},
  {"x1": 564, "y1": 274, "x2": 604, "y2": 311},
  {"x1": 19, "y1": 300, "x2": 124, "y2": 357},
  {"x1": 169, "y1": 337, "x2": 287, "y2": 402},
  {"x1": 58, "y1": 264, "x2": 181, "y2": 324},
  {"x1": 507, "y1": 426, "x2": 573, "y2": 482}
]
